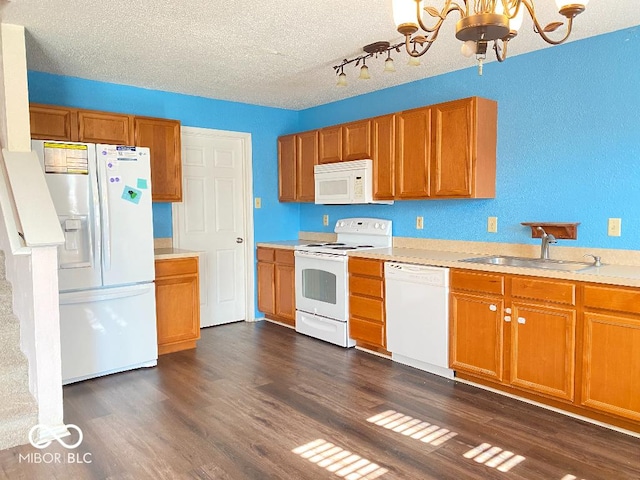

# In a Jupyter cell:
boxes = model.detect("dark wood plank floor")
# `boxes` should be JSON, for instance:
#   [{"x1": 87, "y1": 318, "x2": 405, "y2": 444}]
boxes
[{"x1": 1, "y1": 321, "x2": 639, "y2": 479}]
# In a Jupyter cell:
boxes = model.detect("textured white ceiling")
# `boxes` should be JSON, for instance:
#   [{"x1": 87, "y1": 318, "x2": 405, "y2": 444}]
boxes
[{"x1": 2, "y1": 1, "x2": 640, "y2": 110}]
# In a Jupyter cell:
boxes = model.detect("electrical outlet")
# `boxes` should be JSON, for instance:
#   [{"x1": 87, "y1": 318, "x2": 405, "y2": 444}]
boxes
[
  {"x1": 323, "y1": 214, "x2": 329, "y2": 226},
  {"x1": 487, "y1": 216, "x2": 498, "y2": 233},
  {"x1": 416, "y1": 216, "x2": 424, "y2": 230},
  {"x1": 254, "y1": 197, "x2": 261, "y2": 209},
  {"x1": 608, "y1": 218, "x2": 622, "y2": 237}
]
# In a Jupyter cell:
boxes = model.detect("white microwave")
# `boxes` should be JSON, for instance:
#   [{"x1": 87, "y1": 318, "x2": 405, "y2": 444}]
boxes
[{"x1": 314, "y1": 159, "x2": 393, "y2": 205}]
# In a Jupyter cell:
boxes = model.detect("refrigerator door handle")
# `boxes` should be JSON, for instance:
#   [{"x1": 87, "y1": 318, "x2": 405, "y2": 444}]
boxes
[{"x1": 98, "y1": 155, "x2": 112, "y2": 272}]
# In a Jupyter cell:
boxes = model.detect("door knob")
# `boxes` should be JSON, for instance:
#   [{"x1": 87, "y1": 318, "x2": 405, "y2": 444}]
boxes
[{"x1": 236, "y1": 237, "x2": 244, "y2": 243}]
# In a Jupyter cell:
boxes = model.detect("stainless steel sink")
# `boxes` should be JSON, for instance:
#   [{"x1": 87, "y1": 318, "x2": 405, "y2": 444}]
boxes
[{"x1": 461, "y1": 255, "x2": 595, "y2": 272}]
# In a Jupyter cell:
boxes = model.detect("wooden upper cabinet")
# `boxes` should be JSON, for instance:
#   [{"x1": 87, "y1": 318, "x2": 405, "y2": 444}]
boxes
[
  {"x1": 318, "y1": 126, "x2": 342, "y2": 164},
  {"x1": 296, "y1": 130, "x2": 318, "y2": 202},
  {"x1": 431, "y1": 97, "x2": 497, "y2": 198},
  {"x1": 371, "y1": 114, "x2": 395, "y2": 200},
  {"x1": 29, "y1": 104, "x2": 78, "y2": 141},
  {"x1": 134, "y1": 117, "x2": 182, "y2": 202},
  {"x1": 278, "y1": 134, "x2": 297, "y2": 202},
  {"x1": 395, "y1": 106, "x2": 431, "y2": 198},
  {"x1": 78, "y1": 111, "x2": 134, "y2": 145},
  {"x1": 342, "y1": 119, "x2": 372, "y2": 161}
]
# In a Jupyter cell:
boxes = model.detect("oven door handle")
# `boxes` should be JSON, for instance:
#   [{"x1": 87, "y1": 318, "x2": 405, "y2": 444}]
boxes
[{"x1": 294, "y1": 251, "x2": 346, "y2": 262}]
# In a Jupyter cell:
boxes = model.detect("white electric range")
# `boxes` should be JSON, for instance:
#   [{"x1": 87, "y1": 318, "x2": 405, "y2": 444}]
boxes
[{"x1": 294, "y1": 218, "x2": 392, "y2": 347}]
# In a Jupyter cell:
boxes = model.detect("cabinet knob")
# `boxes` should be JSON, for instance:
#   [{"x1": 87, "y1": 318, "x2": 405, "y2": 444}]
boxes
[
  {"x1": 517, "y1": 317, "x2": 526, "y2": 324},
  {"x1": 489, "y1": 304, "x2": 497, "y2": 311},
  {"x1": 505, "y1": 307, "x2": 512, "y2": 314},
  {"x1": 504, "y1": 315, "x2": 511, "y2": 322}
]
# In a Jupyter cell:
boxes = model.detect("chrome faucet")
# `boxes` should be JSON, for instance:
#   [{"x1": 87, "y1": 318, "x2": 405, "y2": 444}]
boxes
[{"x1": 537, "y1": 226, "x2": 557, "y2": 260}]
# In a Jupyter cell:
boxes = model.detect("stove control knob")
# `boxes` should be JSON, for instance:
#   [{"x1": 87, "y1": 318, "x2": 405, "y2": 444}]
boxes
[
  {"x1": 339, "y1": 221, "x2": 345, "y2": 227},
  {"x1": 374, "y1": 222, "x2": 380, "y2": 229},
  {"x1": 380, "y1": 223, "x2": 386, "y2": 230}
]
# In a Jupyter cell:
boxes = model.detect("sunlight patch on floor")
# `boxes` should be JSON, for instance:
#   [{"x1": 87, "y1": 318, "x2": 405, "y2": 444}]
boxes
[
  {"x1": 561, "y1": 475, "x2": 587, "y2": 480},
  {"x1": 366, "y1": 410, "x2": 458, "y2": 446},
  {"x1": 293, "y1": 439, "x2": 388, "y2": 479},
  {"x1": 463, "y1": 442, "x2": 526, "y2": 472}
]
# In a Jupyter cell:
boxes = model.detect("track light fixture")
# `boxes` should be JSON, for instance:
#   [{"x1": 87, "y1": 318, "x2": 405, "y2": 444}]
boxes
[
  {"x1": 393, "y1": 0, "x2": 589, "y2": 74},
  {"x1": 333, "y1": 41, "x2": 406, "y2": 87}
]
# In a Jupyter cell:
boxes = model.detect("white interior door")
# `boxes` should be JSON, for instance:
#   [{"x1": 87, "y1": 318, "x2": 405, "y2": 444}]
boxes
[{"x1": 173, "y1": 127, "x2": 253, "y2": 327}]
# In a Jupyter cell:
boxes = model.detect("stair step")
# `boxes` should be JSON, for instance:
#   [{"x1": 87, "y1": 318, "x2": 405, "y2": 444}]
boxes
[
  {"x1": 0, "y1": 280, "x2": 12, "y2": 316},
  {"x1": 0, "y1": 390, "x2": 38, "y2": 451}
]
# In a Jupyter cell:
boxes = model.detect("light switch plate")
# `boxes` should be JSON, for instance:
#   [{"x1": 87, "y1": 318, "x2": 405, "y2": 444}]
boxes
[
  {"x1": 416, "y1": 216, "x2": 424, "y2": 230},
  {"x1": 323, "y1": 214, "x2": 329, "y2": 226},
  {"x1": 254, "y1": 197, "x2": 261, "y2": 209},
  {"x1": 487, "y1": 216, "x2": 498, "y2": 233},
  {"x1": 608, "y1": 218, "x2": 621, "y2": 237}
]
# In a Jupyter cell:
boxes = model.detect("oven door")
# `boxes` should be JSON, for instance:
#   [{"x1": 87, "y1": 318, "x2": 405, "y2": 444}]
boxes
[{"x1": 294, "y1": 250, "x2": 348, "y2": 322}]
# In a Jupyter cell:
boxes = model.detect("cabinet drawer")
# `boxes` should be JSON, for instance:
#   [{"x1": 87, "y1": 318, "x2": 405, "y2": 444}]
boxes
[
  {"x1": 349, "y1": 258, "x2": 383, "y2": 278},
  {"x1": 512, "y1": 277, "x2": 576, "y2": 306},
  {"x1": 349, "y1": 276, "x2": 384, "y2": 298},
  {"x1": 349, "y1": 317, "x2": 385, "y2": 347},
  {"x1": 257, "y1": 247, "x2": 275, "y2": 262},
  {"x1": 155, "y1": 257, "x2": 198, "y2": 278},
  {"x1": 274, "y1": 249, "x2": 294, "y2": 266},
  {"x1": 350, "y1": 295, "x2": 384, "y2": 322},
  {"x1": 584, "y1": 285, "x2": 640, "y2": 315},
  {"x1": 451, "y1": 270, "x2": 504, "y2": 295}
]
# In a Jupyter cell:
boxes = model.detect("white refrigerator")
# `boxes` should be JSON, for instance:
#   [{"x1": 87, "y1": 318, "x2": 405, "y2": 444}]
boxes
[{"x1": 32, "y1": 140, "x2": 158, "y2": 384}]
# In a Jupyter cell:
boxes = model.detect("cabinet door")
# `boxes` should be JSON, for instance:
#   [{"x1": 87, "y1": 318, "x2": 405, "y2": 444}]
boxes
[
  {"x1": 278, "y1": 134, "x2": 297, "y2": 202},
  {"x1": 395, "y1": 107, "x2": 431, "y2": 198},
  {"x1": 350, "y1": 317, "x2": 385, "y2": 347},
  {"x1": 29, "y1": 104, "x2": 77, "y2": 141},
  {"x1": 318, "y1": 126, "x2": 342, "y2": 164},
  {"x1": 342, "y1": 120, "x2": 372, "y2": 161},
  {"x1": 275, "y1": 263, "x2": 295, "y2": 326},
  {"x1": 450, "y1": 292, "x2": 503, "y2": 382},
  {"x1": 371, "y1": 114, "x2": 395, "y2": 200},
  {"x1": 257, "y1": 261, "x2": 276, "y2": 316},
  {"x1": 582, "y1": 312, "x2": 640, "y2": 422},
  {"x1": 510, "y1": 303, "x2": 576, "y2": 401},
  {"x1": 134, "y1": 117, "x2": 182, "y2": 202},
  {"x1": 155, "y1": 258, "x2": 200, "y2": 355},
  {"x1": 78, "y1": 111, "x2": 134, "y2": 145},
  {"x1": 296, "y1": 130, "x2": 318, "y2": 202},
  {"x1": 431, "y1": 98, "x2": 474, "y2": 197}
]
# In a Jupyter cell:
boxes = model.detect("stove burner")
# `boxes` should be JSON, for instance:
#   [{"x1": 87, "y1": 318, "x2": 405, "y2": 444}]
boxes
[
  {"x1": 357, "y1": 245, "x2": 374, "y2": 248},
  {"x1": 303, "y1": 243, "x2": 325, "y2": 247},
  {"x1": 323, "y1": 243, "x2": 346, "y2": 246},
  {"x1": 331, "y1": 246, "x2": 356, "y2": 250}
]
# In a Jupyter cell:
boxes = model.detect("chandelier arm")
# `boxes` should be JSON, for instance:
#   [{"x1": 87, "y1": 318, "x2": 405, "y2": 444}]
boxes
[
  {"x1": 416, "y1": 1, "x2": 465, "y2": 33},
  {"x1": 493, "y1": 39, "x2": 509, "y2": 62},
  {"x1": 520, "y1": 0, "x2": 575, "y2": 45}
]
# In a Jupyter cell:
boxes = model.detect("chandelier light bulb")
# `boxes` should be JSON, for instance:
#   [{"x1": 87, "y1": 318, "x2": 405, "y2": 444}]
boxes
[
  {"x1": 392, "y1": 0, "x2": 420, "y2": 30},
  {"x1": 384, "y1": 57, "x2": 396, "y2": 72},
  {"x1": 460, "y1": 40, "x2": 477, "y2": 58},
  {"x1": 336, "y1": 72, "x2": 347, "y2": 87},
  {"x1": 359, "y1": 64, "x2": 371, "y2": 80},
  {"x1": 407, "y1": 56, "x2": 421, "y2": 67}
]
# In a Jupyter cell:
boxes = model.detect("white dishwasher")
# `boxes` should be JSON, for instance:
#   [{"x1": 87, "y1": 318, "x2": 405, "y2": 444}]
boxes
[{"x1": 385, "y1": 262, "x2": 454, "y2": 379}]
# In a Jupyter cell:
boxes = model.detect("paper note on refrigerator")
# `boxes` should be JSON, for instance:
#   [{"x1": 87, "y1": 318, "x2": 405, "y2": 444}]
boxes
[
  {"x1": 43, "y1": 142, "x2": 89, "y2": 174},
  {"x1": 137, "y1": 178, "x2": 148, "y2": 189},
  {"x1": 121, "y1": 186, "x2": 142, "y2": 205}
]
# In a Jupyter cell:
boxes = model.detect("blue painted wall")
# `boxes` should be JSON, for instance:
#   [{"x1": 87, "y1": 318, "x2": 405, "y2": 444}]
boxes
[
  {"x1": 27, "y1": 72, "x2": 301, "y2": 243},
  {"x1": 298, "y1": 27, "x2": 640, "y2": 250}
]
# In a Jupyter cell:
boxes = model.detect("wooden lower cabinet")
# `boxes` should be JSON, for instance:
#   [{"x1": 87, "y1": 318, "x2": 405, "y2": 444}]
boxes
[
  {"x1": 257, "y1": 247, "x2": 295, "y2": 326},
  {"x1": 349, "y1": 257, "x2": 386, "y2": 351},
  {"x1": 451, "y1": 269, "x2": 640, "y2": 431},
  {"x1": 155, "y1": 257, "x2": 200, "y2": 355},
  {"x1": 581, "y1": 285, "x2": 640, "y2": 422},
  {"x1": 450, "y1": 292, "x2": 504, "y2": 382}
]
